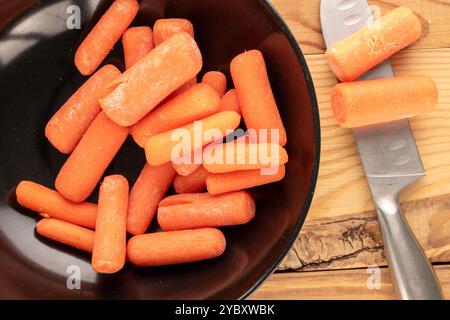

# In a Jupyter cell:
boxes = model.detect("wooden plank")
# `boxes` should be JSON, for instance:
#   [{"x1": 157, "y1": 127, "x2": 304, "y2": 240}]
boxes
[
  {"x1": 277, "y1": 193, "x2": 450, "y2": 271},
  {"x1": 251, "y1": 265, "x2": 450, "y2": 300},
  {"x1": 304, "y1": 48, "x2": 450, "y2": 220},
  {"x1": 271, "y1": 0, "x2": 450, "y2": 55}
]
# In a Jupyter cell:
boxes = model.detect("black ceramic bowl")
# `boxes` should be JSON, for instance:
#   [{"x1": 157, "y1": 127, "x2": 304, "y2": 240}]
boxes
[{"x1": 0, "y1": 0, "x2": 320, "y2": 299}]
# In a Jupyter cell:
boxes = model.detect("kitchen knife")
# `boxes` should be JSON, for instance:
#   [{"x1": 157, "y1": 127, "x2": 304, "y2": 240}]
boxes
[{"x1": 320, "y1": 0, "x2": 443, "y2": 300}]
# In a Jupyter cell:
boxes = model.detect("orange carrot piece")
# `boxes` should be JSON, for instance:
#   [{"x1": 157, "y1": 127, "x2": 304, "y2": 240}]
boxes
[
  {"x1": 158, "y1": 191, "x2": 255, "y2": 231},
  {"x1": 122, "y1": 26, "x2": 154, "y2": 69},
  {"x1": 168, "y1": 77, "x2": 197, "y2": 99},
  {"x1": 218, "y1": 89, "x2": 241, "y2": 115},
  {"x1": 325, "y1": 7, "x2": 422, "y2": 82},
  {"x1": 203, "y1": 142, "x2": 288, "y2": 173},
  {"x1": 207, "y1": 165, "x2": 286, "y2": 195},
  {"x1": 131, "y1": 83, "x2": 221, "y2": 147},
  {"x1": 202, "y1": 71, "x2": 227, "y2": 97},
  {"x1": 153, "y1": 18, "x2": 194, "y2": 46},
  {"x1": 173, "y1": 165, "x2": 209, "y2": 194},
  {"x1": 36, "y1": 218, "x2": 95, "y2": 253},
  {"x1": 230, "y1": 50, "x2": 287, "y2": 146},
  {"x1": 127, "y1": 163, "x2": 175, "y2": 235},
  {"x1": 331, "y1": 76, "x2": 438, "y2": 128},
  {"x1": 145, "y1": 111, "x2": 241, "y2": 166},
  {"x1": 92, "y1": 175, "x2": 128, "y2": 274},
  {"x1": 16, "y1": 181, "x2": 97, "y2": 229},
  {"x1": 55, "y1": 112, "x2": 128, "y2": 203},
  {"x1": 127, "y1": 228, "x2": 226, "y2": 267},
  {"x1": 45, "y1": 65, "x2": 121, "y2": 154},
  {"x1": 172, "y1": 162, "x2": 201, "y2": 177},
  {"x1": 75, "y1": 0, "x2": 139, "y2": 75}
]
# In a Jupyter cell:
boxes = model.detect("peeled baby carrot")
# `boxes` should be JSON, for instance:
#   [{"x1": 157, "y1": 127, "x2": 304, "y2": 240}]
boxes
[
  {"x1": 55, "y1": 112, "x2": 129, "y2": 203},
  {"x1": 172, "y1": 162, "x2": 201, "y2": 177},
  {"x1": 145, "y1": 111, "x2": 241, "y2": 166},
  {"x1": 16, "y1": 181, "x2": 97, "y2": 228},
  {"x1": 207, "y1": 165, "x2": 286, "y2": 195},
  {"x1": 131, "y1": 83, "x2": 221, "y2": 147},
  {"x1": 92, "y1": 175, "x2": 128, "y2": 274},
  {"x1": 75, "y1": 0, "x2": 139, "y2": 75},
  {"x1": 173, "y1": 165, "x2": 209, "y2": 194},
  {"x1": 158, "y1": 191, "x2": 255, "y2": 231},
  {"x1": 127, "y1": 163, "x2": 175, "y2": 235},
  {"x1": 331, "y1": 75, "x2": 438, "y2": 128},
  {"x1": 37, "y1": 218, "x2": 95, "y2": 253},
  {"x1": 127, "y1": 228, "x2": 226, "y2": 267},
  {"x1": 100, "y1": 32, "x2": 203, "y2": 126},
  {"x1": 230, "y1": 50, "x2": 287, "y2": 146},
  {"x1": 218, "y1": 89, "x2": 241, "y2": 115},
  {"x1": 153, "y1": 18, "x2": 194, "y2": 46},
  {"x1": 325, "y1": 6, "x2": 422, "y2": 82},
  {"x1": 203, "y1": 142, "x2": 288, "y2": 173},
  {"x1": 45, "y1": 65, "x2": 121, "y2": 154},
  {"x1": 202, "y1": 71, "x2": 227, "y2": 97},
  {"x1": 122, "y1": 26, "x2": 154, "y2": 69}
]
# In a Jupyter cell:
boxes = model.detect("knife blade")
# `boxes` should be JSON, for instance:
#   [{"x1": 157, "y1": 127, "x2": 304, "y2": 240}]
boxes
[{"x1": 320, "y1": 0, "x2": 443, "y2": 299}]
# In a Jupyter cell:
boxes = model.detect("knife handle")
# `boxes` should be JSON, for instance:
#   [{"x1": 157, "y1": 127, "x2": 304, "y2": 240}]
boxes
[{"x1": 375, "y1": 194, "x2": 444, "y2": 300}]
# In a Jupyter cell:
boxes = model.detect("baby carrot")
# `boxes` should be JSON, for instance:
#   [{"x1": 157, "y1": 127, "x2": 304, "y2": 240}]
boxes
[
  {"x1": 172, "y1": 162, "x2": 201, "y2": 177},
  {"x1": 207, "y1": 165, "x2": 286, "y2": 195},
  {"x1": 230, "y1": 50, "x2": 287, "y2": 146},
  {"x1": 127, "y1": 163, "x2": 175, "y2": 235},
  {"x1": 203, "y1": 142, "x2": 289, "y2": 173},
  {"x1": 36, "y1": 218, "x2": 95, "y2": 253},
  {"x1": 131, "y1": 83, "x2": 221, "y2": 147},
  {"x1": 127, "y1": 228, "x2": 226, "y2": 267},
  {"x1": 92, "y1": 175, "x2": 128, "y2": 274},
  {"x1": 153, "y1": 18, "x2": 194, "y2": 46},
  {"x1": 100, "y1": 32, "x2": 203, "y2": 126},
  {"x1": 145, "y1": 111, "x2": 241, "y2": 166},
  {"x1": 45, "y1": 65, "x2": 121, "y2": 154},
  {"x1": 218, "y1": 89, "x2": 241, "y2": 115},
  {"x1": 173, "y1": 165, "x2": 209, "y2": 194},
  {"x1": 202, "y1": 71, "x2": 227, "y2": 97},
  {"x1": 75, "y1": 0, "x2": 139, "y2": 75},
  {"x1": 158, "y1": 191, "x2": 255, "y2": 231},
  {"x1": 122, "y1": 26, "x2": 154, "y2": 69},
  {"x1": 325, "y1": 6, "x2": 422, "y2": 82},
  {"x1": 55, "y1": 112, "x2": 129, "y2": 203},
  {"x1": 331, "y1": 75, "x2": 438, "y2": 128},
  {"x1": 16, "y1": 181, "x2": 97, "y2": 229}
]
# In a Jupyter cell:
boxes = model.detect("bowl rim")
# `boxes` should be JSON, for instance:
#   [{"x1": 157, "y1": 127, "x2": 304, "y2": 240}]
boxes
[{"x1": 239, "y1": 0, "x2": 321, "y2": 300}]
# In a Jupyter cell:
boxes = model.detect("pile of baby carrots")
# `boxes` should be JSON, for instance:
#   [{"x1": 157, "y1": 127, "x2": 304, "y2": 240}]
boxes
[
  {"x1": 325, "y1": 6, "x2": 438, "y2": 128},
  {"x1": 15, "y1": 0, "x2": 288, "y2": 273}
]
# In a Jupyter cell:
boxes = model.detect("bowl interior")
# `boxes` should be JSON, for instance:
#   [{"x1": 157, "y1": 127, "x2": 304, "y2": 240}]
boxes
[{"x1": 0, "y1": 0, "x2": 319, "y2": 299}]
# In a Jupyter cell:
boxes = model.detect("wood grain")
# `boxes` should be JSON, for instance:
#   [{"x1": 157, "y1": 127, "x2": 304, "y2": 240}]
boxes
[
  {"x1": 271, "y1": 0, "x2": 450, "y2": 54},
  {"x1": 251, "y1": 265, "x2": 450, "y2": 300}
]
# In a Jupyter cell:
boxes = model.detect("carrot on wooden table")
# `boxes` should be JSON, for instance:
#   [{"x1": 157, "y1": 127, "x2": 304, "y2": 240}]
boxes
[
  {"x1": 55, "y1": 112, "x2": 129, "y2": 203},
  {"x1": 122, "y1": 26, "x2": 154, "y2": 69},
  {"x1": 127, "y1": 228, "x2": 226, "y2": 267},
  {"x1": 206, "y1": 165, "x2": 286, "y2": 195},
  {"x1": 158, "y1": 191, "x2": 255, "y2": 231},
  {"x1": 92, "y1": 175, "x2": 128, "y2": 274},
  {"x1": 100, "y1": 32, "x2": 203, "y2": 127},
  {"x1": 127, "y1": 163, "x2": 175, "y2": 235},
  {"x1": 45, "y1": 65, "x2": 121, "y2": 154},
  {"x1": 145, "y1": 111, "x2": 241, "y2": 166},
  {"x1": 75, "y1": 0, "x2": 139, "y2": 75},
  {"x1": 36, "y1": 218, "x2": 95, "y2": 253},
  {"x1": 202, "y1": 71, "x2": 227, "y2": 97},
  {"x1": 330, "y1": 75, "x2": 438, "y2": 128},
  {"x1": 173, "y1": 165, "x2": 209, "y2": 194},
  {"x1": 325, "y1": 6, "x2": 422, "y2": 82},
  {"x1": 131, "y1": 83, "x2": 221, "y2": 147},
  {"x1": 16, "y1": 181, "x2": 97, "y2": 228},
  {"x1": 218, "y1": 89, "x2": 241, "y2": 115},
  {"x1": 153, "y1": 18, "x2": 194, "y2": 46},
  {"x1": 230, "y1": 50, "x2": 287, "y2": 146}
]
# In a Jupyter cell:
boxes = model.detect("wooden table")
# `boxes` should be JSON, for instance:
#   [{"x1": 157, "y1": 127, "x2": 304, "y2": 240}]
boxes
[{"x1": 252, "y1": 0, "x2": 450, "y2": 300}]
